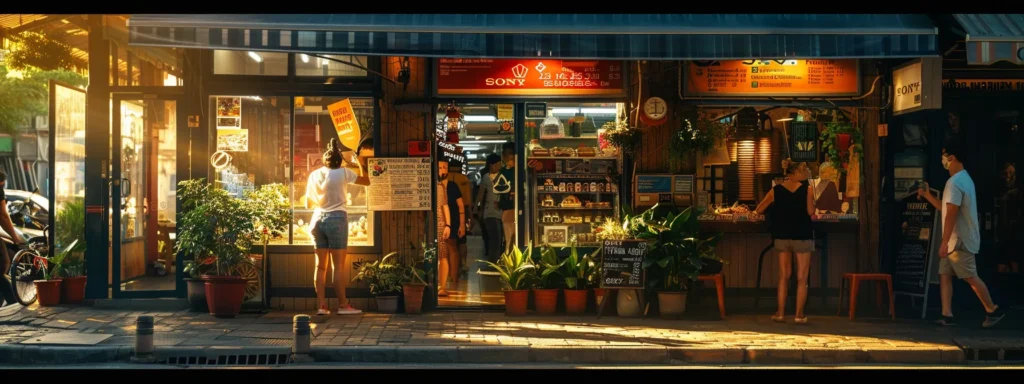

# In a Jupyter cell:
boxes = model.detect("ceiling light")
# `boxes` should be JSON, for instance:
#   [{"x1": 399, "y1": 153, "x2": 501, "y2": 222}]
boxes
[
  {"x1": 464, "y1": 115, "x2": 496, "y2": 122},
  {"x1": 247, "y1": 51, "x2": 263, "y2": 63},
  {"x1": 459, "y1": 140, "x2": 509, "y2": 144},
  {"x1": 551, "y1": 107, "x2": 617, "y2": 115},
  {"x1": 300, "y1": 54, "x2": 309, "y2": 63}
]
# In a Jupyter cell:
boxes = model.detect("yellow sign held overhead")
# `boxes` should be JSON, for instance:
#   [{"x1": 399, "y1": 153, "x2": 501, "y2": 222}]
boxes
[{"x1": 327, "y1": 98, "x2": 361, "y2": 150}]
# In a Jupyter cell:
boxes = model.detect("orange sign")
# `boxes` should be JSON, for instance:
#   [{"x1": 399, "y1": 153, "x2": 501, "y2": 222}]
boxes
[
  {"x1": 327, "y1": 98, "x2": 361, "y2": 151},
  {"x1": 684, "y1": 60, "x2": 860, "y2": 97},
  {"x1": 436, "y1": 58, "x2": 625, "y2": 97}
]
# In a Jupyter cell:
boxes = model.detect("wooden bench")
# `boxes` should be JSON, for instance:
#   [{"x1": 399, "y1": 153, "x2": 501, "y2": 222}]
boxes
[{"x1": 838, "y1": 273, "x2": 895, "y2": 320}]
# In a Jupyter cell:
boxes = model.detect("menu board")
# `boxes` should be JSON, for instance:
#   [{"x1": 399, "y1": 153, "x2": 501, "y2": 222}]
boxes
[
  {"x1": 893, "y1": 191, "x2": 940, "y2": 296},
  {"x1": 684, "y1": 60, "x2": 860, "y2": 97},
  {"x1": 436, "y1": 58, "x2": 626, "y2": 97},
  {"x1": 600, "y1": 240, "x2": 648, "y2": 289},
  {"x1": 367, "y1": 158, "x2": 432, "y2": 211}
]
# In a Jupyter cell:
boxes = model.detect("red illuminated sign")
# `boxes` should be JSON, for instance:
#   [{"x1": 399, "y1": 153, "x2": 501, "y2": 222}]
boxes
[{"x1": 436, "y1": 59, "x2": 625, "y2": 97}]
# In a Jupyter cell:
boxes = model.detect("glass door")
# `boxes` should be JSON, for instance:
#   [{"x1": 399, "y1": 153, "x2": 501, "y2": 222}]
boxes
[{"x1": 110, "y1": 95, "x2": 181, "y2": 297}]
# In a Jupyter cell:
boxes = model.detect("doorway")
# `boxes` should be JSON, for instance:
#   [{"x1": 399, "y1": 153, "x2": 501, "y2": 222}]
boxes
[{"x1": 109, "y1": 94, "x2": 181, "y2": 297}]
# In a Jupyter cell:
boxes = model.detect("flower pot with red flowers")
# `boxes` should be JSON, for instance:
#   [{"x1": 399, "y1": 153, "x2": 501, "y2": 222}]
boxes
[
  {"x1": 480, "y1": 244, "x2": 537, "y2": 316},
  {"x1": 821, "y1": 122, "x2": 863, "y2": 172},
  {"x1": 175, "y1": 180, "x2": 289, "y2": 318}
]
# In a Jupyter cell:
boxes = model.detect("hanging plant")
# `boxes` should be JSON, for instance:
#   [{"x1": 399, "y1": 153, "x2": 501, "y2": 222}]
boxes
[
  {"x1": 667, "y1": 109, "x2": 732, "y2": 167},
  {"x1": 820, "y1": 122, "x2": 863, "y2": 172},
  {"x1": 4, "y1": 32, "x2": 77, "y2": 72},
  {"x1": 601, "y1": 120, "x2": 641, "y2": 157}
]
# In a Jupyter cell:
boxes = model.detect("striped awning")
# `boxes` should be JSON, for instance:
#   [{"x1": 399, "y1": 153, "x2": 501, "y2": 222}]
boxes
[
  {"x1": 953, "y1": 14, "x2": 1024, "y2": 65},
  {"x1": 127, "y1": 14, "x2": 939, "y2": 60}
]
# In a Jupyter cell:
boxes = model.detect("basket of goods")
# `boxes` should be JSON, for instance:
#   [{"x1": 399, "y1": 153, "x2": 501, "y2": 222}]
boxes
[
  {"x1": 576, "y1": 145, "x2": 597, "y2": 157},
  {"x1": 551, "y1": 147, "x2": 576, "y2": 157},
  {"x1": 559, "y1": 195, "x2": 583, "y2": 208},
  {"x1": 563, "y1": 215, "x2": 583, "y2": 224}
]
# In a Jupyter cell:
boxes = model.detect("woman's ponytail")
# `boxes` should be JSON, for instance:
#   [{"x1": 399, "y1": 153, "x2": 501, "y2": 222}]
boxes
[{"x1": 323, "y1": 138, "x2": 344, "y2": 169}]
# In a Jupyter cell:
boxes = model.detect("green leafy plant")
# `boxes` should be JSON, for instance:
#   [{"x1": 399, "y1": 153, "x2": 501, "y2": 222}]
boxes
[
  {"x1": 55, "y1": 198, "x2": 86, "y2": 253},
  {"x1": 4, "y1": 32, "x2": 77, "y2": 72},
  {"x1": 820, "y1": 122, "x2": 863, "y2": 172},
  {"x1": 352, "y1": 252, "x2": 405, "y2": 296},
  {"x1": 480, "y1": 243, "x2": 537, "y2": 291},
  {"x1": 636, "y1": 205, "x2": 723, "y2": 292},
  {"x1": 0, "y1": 64, "x2": 88, "y2": 134},
  {"x1": 558, "y1": 243, "x2": 600, "y2": 290},
  {"x1": 667, "y1": 109, "x2": 732, "y2": 167},
  {"x1": 601, "y1": 121, "x2": 642, "y2": 157},
  {"x1": 40, "y1": 239, "x2": 79, "y2": 281},
  {"x1": 536, "y1": 245, "x2": 563, "y2": 289}
]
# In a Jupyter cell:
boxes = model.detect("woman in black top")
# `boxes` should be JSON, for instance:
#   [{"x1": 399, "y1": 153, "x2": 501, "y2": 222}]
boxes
[{"x1": 754, "y1": 159, "x2": 815, "y2": 324}]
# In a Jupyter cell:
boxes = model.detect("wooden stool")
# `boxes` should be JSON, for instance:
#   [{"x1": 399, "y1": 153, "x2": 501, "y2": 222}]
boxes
[
  {"x1": 697, "y1": 273, "x2": 726, "y2": 319},
  {"x1": 838, "y1": 273, "x2": 895, "y2": 320}
]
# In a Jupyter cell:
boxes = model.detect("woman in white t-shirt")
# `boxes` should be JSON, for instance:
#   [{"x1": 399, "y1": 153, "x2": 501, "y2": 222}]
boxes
[{"x1": 305, "y1": 139, "x2": 370, "y2": 316}]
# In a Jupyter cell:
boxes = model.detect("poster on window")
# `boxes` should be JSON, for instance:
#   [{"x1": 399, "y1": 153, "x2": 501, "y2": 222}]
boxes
[
  {"x1": 216, "y1": 97, "x2": 241, "y2": 117},
  {"x1": 367, "y1": 157, "x2": 432, "y2": 211},
  {"x1": 216, "y1": 128, "x2": 249, "y2": 152},
  {"x1": 327, "y1": 98, "x2": 362, "y2": 151}
]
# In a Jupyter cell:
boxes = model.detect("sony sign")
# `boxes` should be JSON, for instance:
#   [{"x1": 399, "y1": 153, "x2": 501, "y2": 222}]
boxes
[
  {"x1": 484, "y1": 63, "x2": 530, "y2": 88},
  {"x1": 892, "y1": 58, "x2": 942, "y2": 116}
]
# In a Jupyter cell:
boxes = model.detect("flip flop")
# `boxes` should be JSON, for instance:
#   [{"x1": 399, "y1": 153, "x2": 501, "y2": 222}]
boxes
[
  {"x1": 438, "y1": 289, "x2": 450, "y2": 297},
  {"x1": 771, "y1": 315, "x2": 786, "y2": 323}
]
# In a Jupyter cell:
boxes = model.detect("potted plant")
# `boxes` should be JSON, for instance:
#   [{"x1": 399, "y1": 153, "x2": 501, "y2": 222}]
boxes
[
  {"x1": 400, "y1": 243, "x2": 435, "y2": 314},
  {"x1": 556, "y1": 242, "x2": 600, "y2": 315},
  {"x1": 638, "y1": 205, "x2": 722, "y2": 319},
  {"x1": 481, "y1": 244, "x2": 537, "y2": 316},
  {"x1": 352, "y1": 252, "x2": 404, "y2": 313},
  {"x1": 175, "y1": 179, "x2": 288, "y2": 318},
  {"x1": 534, "y1": 245, "x2": 563, "y2": 315},
  {"x1": 182, "y1": 259, "x2": 212, "y2": 312},
  {"x1": 820, "y1": 122, "x2": 863, "y2": 172},
  {"x1": 35, "y1": 241, "x2": 71, "y2": 307},
  {"x1": 57, "y1": 240, "x2": 86, "y2": 304}
]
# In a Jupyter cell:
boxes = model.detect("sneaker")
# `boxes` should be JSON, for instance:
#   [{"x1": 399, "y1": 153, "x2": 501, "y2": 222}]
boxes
[
  {"x1": 934, "y1": 315, "x2": 956, "y2": 326},
  {"x1": 337, "y1": 304, "x2": 362, "y2": 315},
  {"x1": 982, "y1": 307, "x2": 1006, "y2": 328},
  {"x1": 316, "y1": 306, "x2": 330, "y2": 316}
]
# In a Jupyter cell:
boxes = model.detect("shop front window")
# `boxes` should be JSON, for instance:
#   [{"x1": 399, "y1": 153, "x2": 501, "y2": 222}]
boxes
[
  {"x1": 213, "y1": 50, "x2": 289, "y2": 76},
  {"x1": 291, "y1": 97, "x2": 375, "y2": 247},
  {"x1": 52, "y1": 83, "x2": 87, "y2": 252},
  {"x1": 294, "y1": 54, "x2": 368, "y2": 77}
]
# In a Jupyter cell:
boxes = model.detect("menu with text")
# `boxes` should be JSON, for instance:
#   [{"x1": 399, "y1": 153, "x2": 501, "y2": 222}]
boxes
[
  {"x1": 685, "y1": 60, "x2": 859, "y2": 97},
  {"x1": 367, "y1": 158, "x2": 432, "y2": 211}
]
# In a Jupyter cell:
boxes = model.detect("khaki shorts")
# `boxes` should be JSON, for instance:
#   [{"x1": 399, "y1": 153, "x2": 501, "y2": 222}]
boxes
[
  {"x1": 940, "y1": 250, "x2": 979, "y2": 279},
  {"x1": 775, "y1": 239, "x2": 815, "y2": 254}
]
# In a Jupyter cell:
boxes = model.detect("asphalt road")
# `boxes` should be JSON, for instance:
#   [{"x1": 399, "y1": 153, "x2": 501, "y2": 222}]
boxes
[{"x1": 5, "y1": 363, "x2": 1023, "y2": 369}]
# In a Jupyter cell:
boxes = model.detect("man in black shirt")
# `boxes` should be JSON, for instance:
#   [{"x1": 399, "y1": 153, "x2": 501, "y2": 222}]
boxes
[{"x1": 0, "y1": 171, "x2": 27, "y2": 306}]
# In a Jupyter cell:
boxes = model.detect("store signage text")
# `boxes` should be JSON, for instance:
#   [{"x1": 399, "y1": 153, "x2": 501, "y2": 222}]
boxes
[
  {"x1": 892, "y1": 58, "x2": 941, "y2": 116},
  {"x1": 684, "y1": 59, "x2": 860, "y2": 97},
  {"x1": 943, "y1": 79, "x2": 1024, "y2": 92},
  {"x1": 436, "y1": 58, "x2": 626, "y2": 97}
]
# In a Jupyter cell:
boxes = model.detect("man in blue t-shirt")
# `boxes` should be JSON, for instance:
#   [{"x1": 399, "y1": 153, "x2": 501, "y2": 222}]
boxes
[{"x1": 919, "y1": 139, "x2": 1006, "y2": 328}]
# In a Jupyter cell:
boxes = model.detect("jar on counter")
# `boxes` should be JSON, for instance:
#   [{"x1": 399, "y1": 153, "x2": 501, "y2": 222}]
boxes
[{"x1": 559, "y1": 182, "x2": 566, "y2": 192}]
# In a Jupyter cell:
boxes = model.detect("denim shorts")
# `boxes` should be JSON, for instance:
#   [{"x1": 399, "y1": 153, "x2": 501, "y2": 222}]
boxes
[{"x1": 311, "y1": 211, "x2": 349, "y2": 250}]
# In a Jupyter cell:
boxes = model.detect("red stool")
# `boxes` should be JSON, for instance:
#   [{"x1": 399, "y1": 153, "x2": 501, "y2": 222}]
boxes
[
  {"x1": 698, "y1": 274, "x2": 726, "y2": 319},
  {"x1": 838, "y1": 273, "x2": 895, "y2": 320}
]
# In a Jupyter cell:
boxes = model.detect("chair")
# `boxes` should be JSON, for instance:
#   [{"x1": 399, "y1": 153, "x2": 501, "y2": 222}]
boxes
[
  {"x1": 697, "y1": 273, "x2": 726, "y2": 319},
  {"x1": 837, "y1": 273, "x2": 895, "y2": 320}
]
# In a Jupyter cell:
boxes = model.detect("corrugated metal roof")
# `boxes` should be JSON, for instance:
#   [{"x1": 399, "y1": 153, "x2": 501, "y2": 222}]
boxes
[
  {"x1": 953, "y1": 14, "x2": 1024, "y2": 42},
  {"x1": 0, "y1": 14, "x2": 49, "y2": 30}
]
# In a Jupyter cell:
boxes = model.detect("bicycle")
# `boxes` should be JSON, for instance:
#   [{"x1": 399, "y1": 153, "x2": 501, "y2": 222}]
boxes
[{"x1": 9, "y1": 225, "x2": 53, "y2": 306}]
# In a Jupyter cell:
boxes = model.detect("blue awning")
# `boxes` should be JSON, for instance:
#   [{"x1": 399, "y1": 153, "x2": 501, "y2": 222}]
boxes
[
  {"x1": 953, "y1": 14, "x2": 1024, "y2": 65},
  {"x1": 128, "y1": 14, "x2": 938, "y2": 60}
]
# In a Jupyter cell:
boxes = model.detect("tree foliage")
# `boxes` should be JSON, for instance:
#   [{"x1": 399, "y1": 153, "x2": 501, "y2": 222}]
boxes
[{"x1": 0, "y1": 64, "x2": 87, "y2": 134}]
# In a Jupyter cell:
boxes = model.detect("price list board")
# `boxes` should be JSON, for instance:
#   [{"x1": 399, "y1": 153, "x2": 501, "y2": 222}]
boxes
[
  {"x1": 600, "y1": 240, "x2": 648, "y2": 289},
  {"x1": 367, "y1": 157, "x2": 433, "y2": 211},
  {"x1": 893, "y1": 191, "x2": 940, "y2": 297},
  {"x1": 684, "y1": 60, "x2": 860, "y2": 97}
]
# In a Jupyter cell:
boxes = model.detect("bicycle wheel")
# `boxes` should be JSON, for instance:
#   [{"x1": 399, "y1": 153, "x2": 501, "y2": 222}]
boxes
[{"x1": 10, "y1": 250, "x2": 43, "y2": 306}]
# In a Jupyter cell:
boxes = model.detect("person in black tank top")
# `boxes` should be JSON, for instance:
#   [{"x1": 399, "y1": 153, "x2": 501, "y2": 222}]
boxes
[{"x1": 754, "y1": 159, "x2": 816, "y2": 324}]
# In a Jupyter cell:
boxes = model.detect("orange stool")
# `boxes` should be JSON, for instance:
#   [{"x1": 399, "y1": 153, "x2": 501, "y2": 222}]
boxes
[
  {"x1": 698, "y1": 273, "x2": 726, "y2": 319},
  {"x1": 838, "y1": 273, "x2": 895, "y2": 320}
]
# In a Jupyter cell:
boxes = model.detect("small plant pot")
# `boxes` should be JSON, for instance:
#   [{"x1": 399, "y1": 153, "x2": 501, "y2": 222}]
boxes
[
  {"x1": 185, "y1": 278, "x2": 208, "y2": 312},
  {"x1": 657, "y1": 291, "x2": 688, "y2": 319},
  {"x1": 60, "y1": 276, "x2": 87, "y2": 304},
  {"x1": 564, "y1": 289, "x2": 588, "y2": 315},
  {"x1": 375, "y1": 295, "x2": 400, "y2": 314},
  {"x1": 533, "y1": 288, "x2": 559, "y2": 315},
  {"x1": 35, "y1": 280, "x2": 62, "y2": 307},
  {"x1": 203, "y1": 276, "x2": 247, "y2": 318},
  {"x1": 503, "y1": 290, "x2": 529, "y2": 316},
  {"x1": 402, "y1": 283, "x2": 426, "y2": 314}
]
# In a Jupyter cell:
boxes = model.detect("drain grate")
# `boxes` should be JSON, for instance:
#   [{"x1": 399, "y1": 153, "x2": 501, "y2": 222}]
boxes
[
  {"x1": 159, "y1": 353, "x2": 292, "y2": 366},
  {"x1": 964, "y1": 348, "x2": 1024, "y2": 362}
]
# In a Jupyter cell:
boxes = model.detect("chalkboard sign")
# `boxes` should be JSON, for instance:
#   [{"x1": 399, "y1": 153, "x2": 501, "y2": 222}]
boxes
[
  {"x1": 789, "y1": 122, "x2": 819, "y2": 162},
  {"x1": 600, "y1": 240, "x2": 648, "y2": 289},
  {"x1": 893, "y1": 190, "x2": 940, "y2": 297}
]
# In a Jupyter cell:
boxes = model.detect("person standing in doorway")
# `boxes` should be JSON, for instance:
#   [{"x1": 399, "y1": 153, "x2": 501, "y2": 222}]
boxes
[
  {"x1": 447, "y1": 160, "x2": 473, "y2": 279},
  {"x1": 305, "y1": 139, "x2": 370, "y2": 316},
  {"x1": 754, "y1": 159, "x2": 815, "y2": 324},
  {"x1": 0, "y1": 171, "x2": 27, "y2": 307},
  {"x1": 475, "y1": 154, "x2": 505, "y2": 264},
  {"x1": 437, "y1": 159, "x2": 465, "y2": 297},
  {"x1": 918, "y1": 139, "x2": 1007, "y2": 328},
  {"x1": 497, "y1": 141, "x2": 517, "y2": 254}
]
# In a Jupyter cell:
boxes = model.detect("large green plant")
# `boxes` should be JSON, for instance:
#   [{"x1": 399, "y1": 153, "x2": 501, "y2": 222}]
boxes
[
  {"x1": 536, "y1": 245, "x2": 563, "y2": 289},
  {"x1": 480, "y1": 243, "x2": 537, "y2": 291},
  {"x1": 553, "y1": 243, "x2": 600, "y2": 290},
  {"x1": 636, "y1": 205, "x2": 723, "y2": 292},
  {"x1": 4, "y1": 32, "x2": 77, "y2": 72},
  {"x1": 352, "y1": 252, "x2": 405, "y2": 296},
  {"x1": 175, "y1": 179, "x2": 289, "y2": 277},
  {"x1": 0, "y1": 64, "x2": 87, "y2": 134},
  {"x1": 55, "y1": 198, "x2": 86, "y2": 253}
]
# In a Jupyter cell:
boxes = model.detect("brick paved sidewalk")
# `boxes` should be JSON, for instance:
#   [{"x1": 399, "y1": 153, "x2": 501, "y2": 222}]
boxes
[{"x1": 1, "y1": 304, "x2": 1022, "y2": 365}]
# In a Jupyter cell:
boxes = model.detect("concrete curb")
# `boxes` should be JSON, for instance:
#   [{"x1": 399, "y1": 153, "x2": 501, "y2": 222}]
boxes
[{"x1": 0, "y1": 344, "x2": 966, "y2": 366}]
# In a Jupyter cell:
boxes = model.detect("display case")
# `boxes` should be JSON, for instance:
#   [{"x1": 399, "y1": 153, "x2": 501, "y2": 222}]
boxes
[{"x1": 292, "y1": 182, "x2": 373, "y2": 247}]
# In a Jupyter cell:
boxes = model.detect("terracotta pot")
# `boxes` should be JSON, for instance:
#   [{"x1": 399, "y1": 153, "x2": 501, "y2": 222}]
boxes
[
  {"x1": 503, "y1": 290, "x2": 529, "y2": 316},
  {"x1": 836, "y1": 133, "x2": 852, "y2": 154},
  {"x1": 533, "y1": 288, "x2": 559, "y2": 315},
  {"x1": 402, "y1": 283, "x2": 426, "y2": 314},
  {"x1": 60, "y1": 276, "x2": 87, "y2": 304},
  {"x1": 375, "y1": 295, "x2": 399, "y2": 314},
  {"x1": 564, "y1": 289, "x2": 588, "y2": 315},
  {"x1": 35, "y1": 280, "x2": 62, "y2": 307},
  {"x1": 657, "y1": 291, "x2": 688, "y2": 319},
  {"x1": 185, "y1": 278, "x2": 208, "y2": 312},
  {"x1": 203, "y1": 276, "x2": 247, "y2": 318},
  {"x1": 593, "y1": 288, "x2": 606, "y2": 307}
]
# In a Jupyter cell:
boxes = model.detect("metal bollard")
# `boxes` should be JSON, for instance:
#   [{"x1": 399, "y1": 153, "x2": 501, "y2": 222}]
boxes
[
  {"x1": 292, "y1": 314, "x2": 311, "y2": 356},
  {"x1": 131, "y1": 316, "x2": 156, "y2": 363}
]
